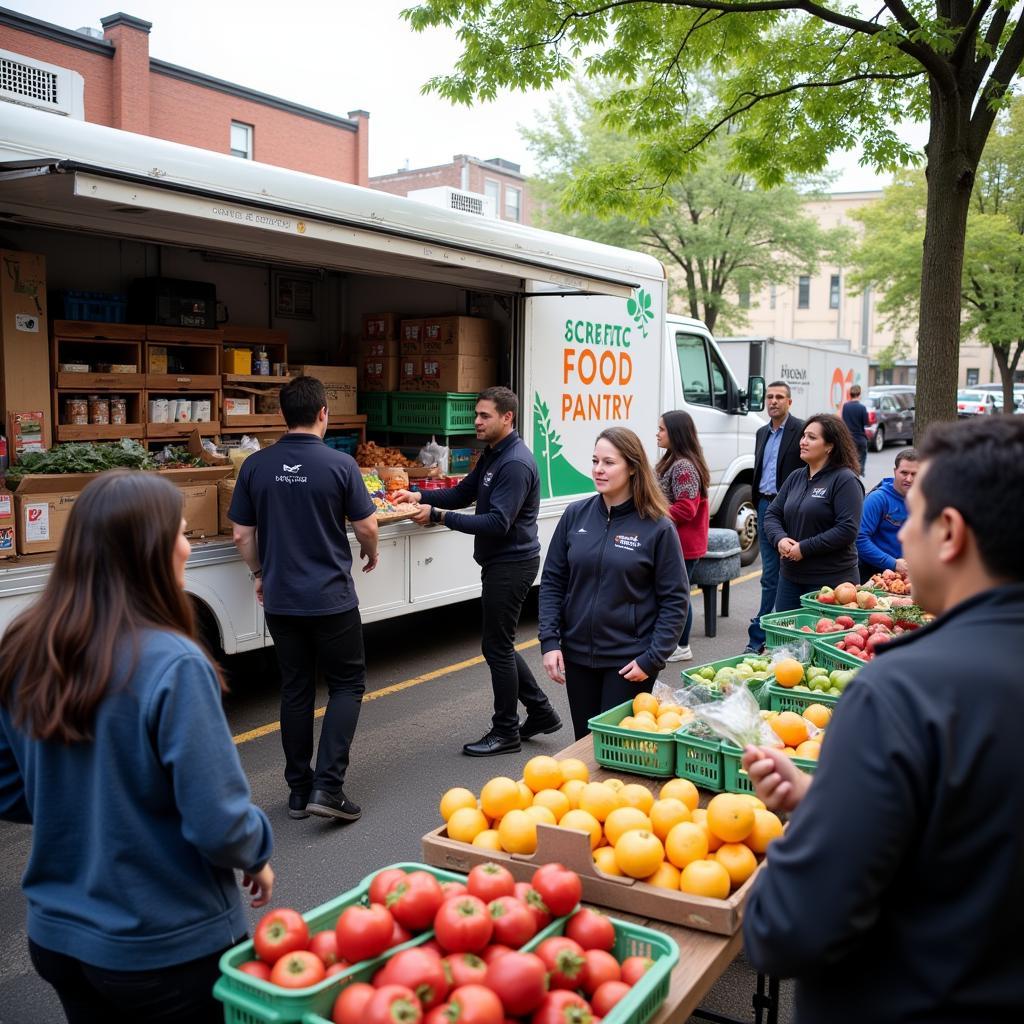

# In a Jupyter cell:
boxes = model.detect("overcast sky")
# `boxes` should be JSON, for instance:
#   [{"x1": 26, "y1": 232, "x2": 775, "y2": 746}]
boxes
[{"x1": 5, "y1": 0, "x2": 909, "y2": 190}]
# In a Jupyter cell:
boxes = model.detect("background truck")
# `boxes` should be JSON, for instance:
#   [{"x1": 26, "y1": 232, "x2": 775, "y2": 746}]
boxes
[
  {"x1": 0, "y1": 102, "x2": 764, "y2": 655},
  {"x1": 716, "y1": 336, "x2": 869, "y2": 420}
]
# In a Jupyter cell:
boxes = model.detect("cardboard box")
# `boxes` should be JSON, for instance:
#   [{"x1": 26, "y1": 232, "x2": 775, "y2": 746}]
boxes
[
  {"x1": 158, "y1": 466, "x2": 234, "y2": 538},
  {"x1": 0, "y1": 251, "x2": 51, "y2": 447},
  {"x1": 400, "y1": 319, "x2": 423, "y2": 354},
  {"x1": 255, "y1": 391, "x2": 282, "y2": 415},
  {"x1": 223, "y1": 398, "x2": 252, "y2": 417},
  {"x1": 0, "y1": 486, "x2": 15, "y2": 559},
  {"x1": 421, "y1": 316, "x2": 496, "y2": 356},
  {"x1": 217, "y1": 478, "x2": 236, "y2": 535},
  {"x1": 148, "y1": 346, "x2": 168, "y2": 374},
  {"x1": 7, "y1": 410, "x2": 47, "y2": 461},
  {"x1": 13, "y1": 473, "x2": 96, "y2": 555},
  {"x1": 362, "y1": 356, "x2": 399, "y2": 393},
  {"x1": 419, "y1": 354, "x2": 496, "y2": 393},
  {"x1": 360, "y1": 338, "x2": 399, "y2": 359},
  {"x1": 289, "y1": 365, "x2": 357, "y2": 416},
  {"x1": 223, "y1": 348, "x2": 252, "y2": 375},
  {"x1": 362, "y1": 312, "x2": 399, "y2": 340},
  {"x1": 399, "y1": 355, "x2": 422, "y2": 391}
]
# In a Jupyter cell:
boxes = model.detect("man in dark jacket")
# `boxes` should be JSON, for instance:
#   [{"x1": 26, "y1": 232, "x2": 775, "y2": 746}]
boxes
[
  {"x1": 841, "y1": 384, "x2": 870, "y2": 475},
  {"x1": 742, "y1": 416, "x2": 1024, "y2": 1023},
  {"x1": 394, "y1": 387, "x2": 560, "y2": 756},
  {"x1": 746, "y1": 382, "x2": 804, "y2": 653}
]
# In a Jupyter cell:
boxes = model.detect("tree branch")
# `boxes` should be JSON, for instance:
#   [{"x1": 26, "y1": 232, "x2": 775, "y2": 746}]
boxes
[
  {"x1": 970, "y1": 19, "x2": 1024, "y2": 158},
  {"x1": 950, "y1": 0, "x2": 990, "y2": 66},
  {"x1": 881, "y1": 0, "x2": 922, "y2": 35}
]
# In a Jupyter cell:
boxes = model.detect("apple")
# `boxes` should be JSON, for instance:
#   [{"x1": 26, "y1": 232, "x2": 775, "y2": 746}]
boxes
[
  {"x1": 818, "y1": 586, "x2": 834, "y2": 597},
  {"x1": 800, "y1": 625, "x2": 814, "y2": 632},
  {"x1": 818, "y1": 593, "x2": 837, "y2": 604},
  {"x1": 829, "y1": 670, "x2": 856, "y2": 691},
  {"x1": 815, "y1": 618, "x2": 836, "y2": 633},
  {"x1": 835, "y1": 615, "x2": 855, "y2": 629},
  {"x1": 843, "y1": 632, "x2": 865, "y2": 649},
  {"x1": 855, "y1": 591, "x2": 878, "y2": 609},
  {"x1": 834, "y1": 582, "x2": 858, "y2": 605}
]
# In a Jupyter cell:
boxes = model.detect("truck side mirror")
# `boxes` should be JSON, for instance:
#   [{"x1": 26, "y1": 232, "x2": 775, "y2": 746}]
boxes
[{"x1": 746, "y1": 376, "x2": 766, "y2": 413}]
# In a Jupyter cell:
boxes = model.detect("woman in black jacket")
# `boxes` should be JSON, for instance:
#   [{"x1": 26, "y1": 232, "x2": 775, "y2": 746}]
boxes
[
  {"x1": 763, "y1": 413, "x2": 864, "y2": 613},
  {"x1": 538, "y1": 427, "x2": 688, "y2": 740}
]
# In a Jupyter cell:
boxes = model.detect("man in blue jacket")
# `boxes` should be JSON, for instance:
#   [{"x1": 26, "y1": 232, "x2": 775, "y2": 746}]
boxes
[
  {"x1": 741, "y1": 416, "x2": 1024, "y2": 1023},
  {"x1": 394, "y1": 387, "x2": 561, "y2": 756},
  {"x1": 857, "y1": 447, "x2": 919, "y2": 581}
]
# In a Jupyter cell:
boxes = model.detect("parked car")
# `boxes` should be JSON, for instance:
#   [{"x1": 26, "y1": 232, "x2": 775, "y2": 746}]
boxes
[
  {"x1": 957, "y1": 389, "x2": 1002, "y2": 416},
  {"x1": 973, "y1": 383, "x2": 1024, "y2": 413},
  {"x1": 864, "y1": 388, "x2": 916, "y2": 451}
]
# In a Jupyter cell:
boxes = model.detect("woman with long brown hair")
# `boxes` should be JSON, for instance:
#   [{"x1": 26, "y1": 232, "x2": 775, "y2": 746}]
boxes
[
  {"x1": 656, "y1": 410, "x2": 711, "y2": 662},
  {"x1": 763, "y1": 413, "x2": 865, "y2": 612},
  {"x1": 538, "y1": 427, "x2": 688, "y2": 739},
  {"x1": 0, "y1": 471, "x2": 273, "y2": 1024}
]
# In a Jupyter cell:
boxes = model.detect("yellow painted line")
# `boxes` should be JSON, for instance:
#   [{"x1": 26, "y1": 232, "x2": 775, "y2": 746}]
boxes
[{"x1": 232, "y1": 569, "x2": 762, "y2": 746}]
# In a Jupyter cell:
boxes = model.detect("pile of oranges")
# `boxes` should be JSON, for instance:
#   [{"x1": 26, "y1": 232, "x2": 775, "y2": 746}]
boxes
[
  {"x1": 616, "y1": 691, "x2": 694, "y2": 734},
  {"x1": 762, "y1": 704, "x2": 831, "y2": 760},
  {"x1": 439, "y1": 756, "x2": 784, "y2": 900}
]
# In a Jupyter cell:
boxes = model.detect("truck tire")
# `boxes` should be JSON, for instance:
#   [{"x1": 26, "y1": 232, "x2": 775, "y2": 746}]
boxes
[
  {"x1": 872, "y1": 426, "x2": 885, "y2": 452},
  {"x1": 719, "y1": 483, "x2": 759, "y2": 567}
]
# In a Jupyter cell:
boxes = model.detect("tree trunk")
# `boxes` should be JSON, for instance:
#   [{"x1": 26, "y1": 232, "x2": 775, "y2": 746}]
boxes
[
  {"x1": 915, "y1": 88, "x2": 976, "y2": 442},
  {"x1": 993, "y1": 342, "x2": 1023, "y2": 412}
]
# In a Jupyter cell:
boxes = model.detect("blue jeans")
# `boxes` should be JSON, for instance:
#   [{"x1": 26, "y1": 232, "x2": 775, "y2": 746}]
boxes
[
  {"x1": 774, "y1": 575, "x2": 807, "y2": 614},
  {"x1": 681, "y1": 557, "x2": 697, "y2": 646},
  {"x1": 747, "y1": 498, "x2": 779, "y2": 649}
]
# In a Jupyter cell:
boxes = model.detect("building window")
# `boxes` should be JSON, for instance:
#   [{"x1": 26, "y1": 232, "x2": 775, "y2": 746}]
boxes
[
  {"x1": 829, "y1": 274, "x2": 841, "y2": 309},
  {"x1": 966, "y1": 367, "x2": 980, "y2": 386},
  {"x1": 738, "y1": 282, "x2": 750, "y2": 309},
  {"x1": 505, "y1": 186, "x2": 522, "y2": 222},
  {"x1": 797, "y1": 276, "x2": 810, "y2": 310},
  {"x1": 769, "y1": 285, "x2": 777, "y2": 310},
  {"x1": 484, "y1": 178, "x2": 500, "y2": 212},
  {"x1": 230, "y1": 121, "x2": 253, "y2": 160}
]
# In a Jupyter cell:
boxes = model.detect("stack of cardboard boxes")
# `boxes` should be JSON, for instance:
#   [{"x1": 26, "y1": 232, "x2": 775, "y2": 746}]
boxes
[
  {"x1": 398, "y1": 316, "x2": 497, "y2": 393},
  {"x1": 359, "y1": 313, "x2": 400, "y2": 393}
]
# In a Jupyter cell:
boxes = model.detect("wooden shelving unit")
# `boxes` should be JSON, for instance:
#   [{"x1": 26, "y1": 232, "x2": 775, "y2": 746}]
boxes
[{"x1": 220, "y1": 327, "x2": 289, "y2": 435}]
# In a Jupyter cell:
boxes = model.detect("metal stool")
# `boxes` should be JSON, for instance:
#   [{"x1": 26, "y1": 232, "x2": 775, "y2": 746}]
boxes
[{"x1": 689, "y1": 528, "x2": 742, "y2": 638}]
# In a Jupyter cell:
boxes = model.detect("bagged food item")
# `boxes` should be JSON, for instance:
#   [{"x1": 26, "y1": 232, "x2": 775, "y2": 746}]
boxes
[
  {"x1": 229, "y1": 435, "x2": 261, "y2": 478},
  {"x1": 418, "y1": 436, "x2": 449, "y2": 475}
]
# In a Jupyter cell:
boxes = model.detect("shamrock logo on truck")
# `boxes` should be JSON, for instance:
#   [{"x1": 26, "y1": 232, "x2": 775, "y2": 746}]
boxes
[{"x1": 626, "y1": 289, "x2": 654, "y2": 339}]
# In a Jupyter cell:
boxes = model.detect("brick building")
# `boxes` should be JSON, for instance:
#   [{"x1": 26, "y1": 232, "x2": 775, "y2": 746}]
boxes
[
  {"x1": 371, "y1": 155, "x2": 532, "y2": 225},
  {"x1": 0, "y1": 7, "x2": 369, "y2": 185}
]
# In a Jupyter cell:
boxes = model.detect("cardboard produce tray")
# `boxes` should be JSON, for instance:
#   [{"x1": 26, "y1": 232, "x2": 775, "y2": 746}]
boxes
[{"x1": 422, "y1": 819, "x2": 760, "y2": 936}]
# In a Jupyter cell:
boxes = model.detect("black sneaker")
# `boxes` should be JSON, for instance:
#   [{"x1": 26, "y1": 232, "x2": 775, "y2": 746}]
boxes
[
  {"x1": 288, "y1": 791, "x2": 310, "y2": 820},
  {"x1": 520, "y1": 708, "x2": 563, "y2": 740},
  {"x1": 306, "y1": 788, "x2": 362, "y2": 822},
  {"x1": 462, "y1": 732, "x2": 522, "y2": 757}
]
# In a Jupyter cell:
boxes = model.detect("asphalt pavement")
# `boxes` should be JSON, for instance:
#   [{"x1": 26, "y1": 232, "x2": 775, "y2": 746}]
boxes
[{"x1": 0, "y1": 446, "x2": 908, "y2": 1023}]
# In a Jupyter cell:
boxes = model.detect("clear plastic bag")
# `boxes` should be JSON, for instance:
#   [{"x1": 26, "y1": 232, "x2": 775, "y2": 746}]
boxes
[
  {"x1": 418, "y1": 436, "x2": 450, "y2": 474},
  {"x1": 767, "y1": 640, "x2": 812, "y2": 666},
  {"x1": 691, "y1": 685, "x2": 783, "y2": 749}
]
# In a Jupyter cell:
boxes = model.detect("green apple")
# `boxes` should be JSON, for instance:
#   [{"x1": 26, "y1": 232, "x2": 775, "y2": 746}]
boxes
[
  {"x1": 829, "y1": 670, "x2": 856, "y2": 692},
  {"x1": 807, "y1": 666, "x2": 829, "y2": 680},
  {"x1": 698, "y1": 666, "x2": 715, "y2": 680}
]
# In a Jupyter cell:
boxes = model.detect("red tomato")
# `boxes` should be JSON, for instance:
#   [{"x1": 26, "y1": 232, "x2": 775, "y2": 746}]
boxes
[
  {"x1": 326, "y1": 961, "x2": 352, "y2": 978},
  {"x1": 424, "y1": 1009, "x2": 449, "y2": 1024},
  {"x1": 479, "y1": 944, "x2": 513, "y2": 965},
  {"x1": 531, "y1": 990, "x2": 593, "y2": 1024},
  {"x1": 488, "y1": 897, "x2": 537, "y2": 948},
  {"x1": 434, "y1": 896, "x2": 494, "y2": 953},
  {"x1": 333, "y1": 982, "x2": 375, "y2": 1024},
  {"x1": 237, "y1": 959, "x2": 271, "y2": 981},
  {"x1": 269, "y1": 950, "x2": 326, "y2": 989},
  {"x1": 467, "y1": 863, "x2": 516, "y2": 903},
  {"x1": 390, "y1": 919, "x2": 414, "y2": 949},
  {"x1": 591, "y1": 981, "x2": 630, "y2": 1016},
  {"x1": 441, "y1": 881, "x2": 469, "y2": 901},
  {"x1": 565, "y1": 909, "x2": 615, "y2": 952},
  {"x1": 378, "y1": 947, "x2": 450, "y2": 1011},
  {"x1": 535, "y1": 936, "x2": 586, "y2": 990},
  {"x1": 420, "y1": 939, "x2": 444, "y2": 957},
  {"x1": 370, "y1": 868, "x2": 409, "y2": 906},
  {"x1": 387, "y1": 871, "x2": 445, "y2": 932},
  {"x1": 580, "y1": 950, "x2": 621, "y2": 995},
  {"x1": 445, "y1": 983, "x2": 504, "y2": 1024},
  {"x1": 309, "y1": 930, "x2": 341, "y2": 966},
  {"x1": 483, "y1": 951, "x2": 548, "y2": 1016},
  {"x1": 443, "y1": 952, "x2": 488, "y2": 988},
  {"x1": 514, "y1": 884, "x2": 553, "y2": 932},
  {"x1": 365, "y1": 984, "x2": 423, "y2": 1024},
  {"x1": 253, "y1": 908, "x2": 310, "y2": 966},
  {"x1": 620, "y1": 956, "x2": 654, "y2": 986},
  {"x1": 531, "y1": 866, "x2": 582, "y2": 918},
  {"x1": 335, "y1": 904, "x2": 395, "y2": 964}
]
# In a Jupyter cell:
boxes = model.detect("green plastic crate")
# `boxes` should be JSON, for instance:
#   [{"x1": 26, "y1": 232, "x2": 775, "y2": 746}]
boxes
[
  {"x1": 722, "y1": 741, "x2": 817, "y2": 795},
  {"x1": 214, "y1": 862, "x2": 467, "y2": 1024},
  {"x1": 589, "y1": 700, "x2": 677, "y2": 777},
  {"x1": 760, "y1": 610, "x2": 855, "y2": 649},
  {"x1": 767, "y1": 683, "x2": 842, "y2": 714},
  {"x1": 812, "y1": 632, "x2": 866, "y2": 671},
  {"x1": 357, "y1": 391, "x2": 391, "y2": 430},
  {"x1": 798, "y1": 592, "x2": 874, "y2": 620},
  {"x1": 674, "y1": 724, "x2": 725, "y2": 792},
  {"x1": 389, "y1": 392, "x2": 478, "y2": 433},
  {"x1": 681, "y1": 654, "x2": 775, "y2": 708}
]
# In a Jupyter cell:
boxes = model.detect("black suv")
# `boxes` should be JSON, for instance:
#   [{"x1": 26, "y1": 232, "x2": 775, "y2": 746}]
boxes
[{"x1": 864, "y1": 388, "x2": 916, "y2": 451}]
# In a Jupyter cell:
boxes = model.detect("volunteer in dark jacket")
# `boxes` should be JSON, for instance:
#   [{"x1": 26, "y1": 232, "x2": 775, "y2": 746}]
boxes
[
  {"x1": 741, "y1": 416, "x2": 1024, "y2": 1023},
  {"x1": 763, "y1": 413, "x2": 864, "y2": 612},
  {"x1": 0, "y1": 471, "x2": 273, "y2": 1024},
  {"x1": 538, "y1": 427, "x2": 688, "y2": 740}
]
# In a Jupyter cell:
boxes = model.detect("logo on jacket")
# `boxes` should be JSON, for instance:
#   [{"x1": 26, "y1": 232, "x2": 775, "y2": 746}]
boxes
[
  {"x1": 276, "y1": 463, "x2": 308, "y2": 483},
  {"x1": 811, "y1": 487, "x2": 827, "y2": 498},
  {"x1": 483, "y1": 470, "x2": 494, "y2": 487},
  {"x1": 283, "y1": 463, "x2": 302, "y2": 473},
  {"x1": 577, "y1": 527, "x2": 588, "y2": 534},
  {"x1": 614, "y1": 533, "x2": 641, "y2": 551}
]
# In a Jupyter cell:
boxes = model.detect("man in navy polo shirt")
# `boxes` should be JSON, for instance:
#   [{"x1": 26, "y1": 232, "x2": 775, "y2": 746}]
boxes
[
  {"x1": 230, "y1": 376, "x2": 378, "y2": 823},
  {"x1": 393, "y1": 386, "x2": 561, "y2": 756}
]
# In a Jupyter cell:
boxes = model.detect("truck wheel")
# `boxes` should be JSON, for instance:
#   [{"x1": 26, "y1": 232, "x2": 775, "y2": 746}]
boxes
[
  {"x1": 872, "y1": 426, "x2": 885, "y2": 452},
  {"x1": 720, "y1": 483, "x2": 759, "y2": 566}
]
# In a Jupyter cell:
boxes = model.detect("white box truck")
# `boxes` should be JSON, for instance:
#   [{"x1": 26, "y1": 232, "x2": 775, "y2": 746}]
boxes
[
  {"x1": 717, "y1": 337, "x2": 869, "y2": 420},
  {"x1": 0, "y1": 103, "x2": 766, "y2": 654}
]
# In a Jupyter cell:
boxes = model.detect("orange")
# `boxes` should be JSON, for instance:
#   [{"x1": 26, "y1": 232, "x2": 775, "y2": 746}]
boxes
[
  {"x1": 446, "y1": 806, "x2": 489, "y2": 844},
  {"x1": 664, "y1": 821, "x2": 709, "y2": 868},
  {"x1": 643, "y1": 861, "x2": 681, "y2": 890},
  {"x1": 680, "y1": 859, "x2": 731, "y2": 899},
  {"x1": 802, "y1": 703, "x2": 832, "y2": 729},
  {"x1": 439, "y1": 787, "x2": 478, "y2": 822},
  {"x1": 480, "y1": 777, "x2": 520, "y2": 820},
  {"x1": 593, "y1": 846, "x2": 622, "y2": 876},
  {"x1": 614, "y1": 829, "x2": 665, "y2": 879},
  {"x1": 706, "y1": 794, "x2": 755, "y2": 843},
  {"x1": 558, "y1": 757, "x2": 590, "y2": 783},
  {"x1": 773, "y1": 658, "x2": 805, "y2": 688},
  {"x1": 604, "y1": 778, "x2": 626, "y2": 792},
  {"x1": 559, "y1": 809, "x2": 603, "y2": 850},
  {"x1": 560, "y1": 779, "x2": 586, "y2": 809},
  {"x1": 649, "y1": 798, "x2": 691, "y2": 841},
  {"x1": 659, "y1": 778, "x2": 700, "y2": 811},
  {"x1": 733, "y1": 793, "x2": 766, "y2": 811},
  {"x1": 618, "y1": 783, "x2": 656, "y2": 814},
  {"x1": 691, "y1": 808, "x2": 723, "y2": 852},
  {"x1": 771, "y1": 711, "x2": 810, "y2": 748},
  {"x1": 471, "y1": 828, "x2": 503, "y2": 851},
  {"x1": 523, "y1": 804, "x2": 557, "y2": 826},
  {"x1": 659, "y1": 702, "x2": 685, "y2": 716},
  {"x1": 713, "y1": 842, "x2": 759, "y2": 888},
  {"x1": 523, "y1": 756, "x2": 563, "y2": 793},
  {"x1": 579, "y1": 783, "x2": 621, "y2": 822},
  {"x1": 794, "y1": 740, "x2": 821, "y2": 760},
  {"x1": 746, "y1": 809, "x2": 784, "y2": 854},
  {"x1": 516, "y1": 781, "x2": 534, "y2": 810},
  {"x1": 657, "y1": 711, "x2": 684, "y2": 731},
  {"x1": 497, "y1": 809, "x2": 538, "y2": 854},
  {"x1": 532, "y1": 788, "x2": 571, "y2": 821},
  {"x1": 604, "y1": 806, "x2": 653, "y2": 846},
  {"x1": 618, "y1": 716, "x2": 639, "y2": 729},
  {"x1": 632, "y1": 692, "x2": 660, "y2": 717}
]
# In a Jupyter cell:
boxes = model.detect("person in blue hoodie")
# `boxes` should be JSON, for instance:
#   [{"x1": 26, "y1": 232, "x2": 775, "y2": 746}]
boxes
[
  {"x1": 538, "y1": 427, "x2": 688, "y2": 740},
  {"x1": 0, "y1": 471, "x2": 273, "y2": 1024},
  {"x1": 857, "y1": 447, "x2": 919, "y2": 581}
]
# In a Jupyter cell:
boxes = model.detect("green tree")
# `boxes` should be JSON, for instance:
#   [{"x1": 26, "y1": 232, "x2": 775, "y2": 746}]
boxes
[
  {"x1": 524, "y1": 81, "x2": 844, "y2": 333},
  {"x1": 404, "y1": 0, "x2": 1024, "y2": 436}
]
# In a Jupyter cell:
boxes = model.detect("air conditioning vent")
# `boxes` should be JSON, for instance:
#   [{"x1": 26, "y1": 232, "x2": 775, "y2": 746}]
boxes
[
  {"x1": 0, "y1": 49, "x2": 84, "y2": 118},
  {"x1": 407, "y1": 186, "x2": 497, "y2": 218}
]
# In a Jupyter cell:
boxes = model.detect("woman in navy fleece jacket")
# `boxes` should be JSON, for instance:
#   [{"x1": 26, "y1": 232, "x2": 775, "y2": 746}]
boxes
[{"x1": 0, "y1": 471, "x2": 273, "y2": 1024}]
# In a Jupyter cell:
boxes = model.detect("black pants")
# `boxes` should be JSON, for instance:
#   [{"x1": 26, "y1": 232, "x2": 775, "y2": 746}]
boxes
[
  {"x1": 856, "y1": 442, "x2": 868, "y2": 475},
  {"x1": 480, "y1": 556, "x2": 551, "y2": 736},
  {"x1": 265, "y1": 607, "x2": 365, "y2": 795},
  {"x1": 29, "y1": 938, "x2": 229, "y2": 1024},
  {"x1": 564, "y1": 661, "x2": 650, "y2": 741}
]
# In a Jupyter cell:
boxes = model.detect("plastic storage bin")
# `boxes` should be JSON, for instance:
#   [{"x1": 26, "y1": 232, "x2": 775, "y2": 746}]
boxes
[
  {"x1": 674, "y1": 724, "x2": 725, "y2": 792},
  {"x1": 589, "y1": 700, "x2": 678, "y2": 778},
  {"x1": 389, "y1": 392, "x2": 477, "y2": 433}
]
